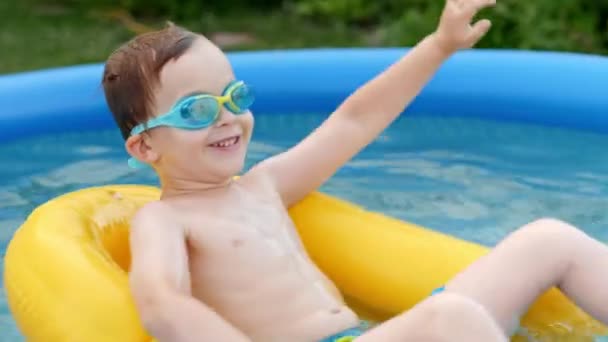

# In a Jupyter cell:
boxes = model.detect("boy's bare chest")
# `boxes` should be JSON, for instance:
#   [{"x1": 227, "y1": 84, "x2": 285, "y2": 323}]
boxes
[{"x1": 184, "y1": 194, "x2": 306, "y2": 268}]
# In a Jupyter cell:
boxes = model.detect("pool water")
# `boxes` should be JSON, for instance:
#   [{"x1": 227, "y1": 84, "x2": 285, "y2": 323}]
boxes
[{"x1": 2, "y1": 113, "x2": 608, "y2": 340}]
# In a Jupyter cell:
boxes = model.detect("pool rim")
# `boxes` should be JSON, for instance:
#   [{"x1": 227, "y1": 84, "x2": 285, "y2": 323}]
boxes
[{"x1": 0, "y1": 47, "x2": 606, "y2": 143}]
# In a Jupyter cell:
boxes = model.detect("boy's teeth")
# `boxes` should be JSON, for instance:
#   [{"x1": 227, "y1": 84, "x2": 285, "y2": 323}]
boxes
[{"x1": 212, "y1": 137, "x2": 237, "y2": 147}]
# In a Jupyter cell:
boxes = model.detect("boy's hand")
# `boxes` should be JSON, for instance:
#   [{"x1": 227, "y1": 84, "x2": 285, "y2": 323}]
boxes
[{"x1": 433, "y1": 0, "x2": 496, "y2": 54}]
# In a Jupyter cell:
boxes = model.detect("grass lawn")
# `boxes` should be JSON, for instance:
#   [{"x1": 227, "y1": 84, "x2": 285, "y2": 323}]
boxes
[{"x1": 1, "y1": 1, "x2": 375, "y2": 74}]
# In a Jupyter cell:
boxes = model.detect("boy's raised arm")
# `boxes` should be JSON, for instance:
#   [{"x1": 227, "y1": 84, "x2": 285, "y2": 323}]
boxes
[
  {"x1": 129, "y1": 202, "x2": 251, "y2": 342},
  {"x1": 254, "y1": 0, "x2": 495, "y2": 207}
]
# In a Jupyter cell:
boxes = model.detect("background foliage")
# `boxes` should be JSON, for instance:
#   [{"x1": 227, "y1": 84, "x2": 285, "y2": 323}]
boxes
[{"x1": 2, "y1": 0, "x2": 607, "y2": 73}]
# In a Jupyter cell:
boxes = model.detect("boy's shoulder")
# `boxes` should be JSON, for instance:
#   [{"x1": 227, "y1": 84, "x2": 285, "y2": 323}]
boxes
[
  {"x1": 242, "y1": 161, "x2": 279, "y2": 187},
  {"x1": 135, "y1": 199, "x2": 174, "y2": 217},
  {"x1": 130, "y1": 200, "x2": 182, "y2": 233}
]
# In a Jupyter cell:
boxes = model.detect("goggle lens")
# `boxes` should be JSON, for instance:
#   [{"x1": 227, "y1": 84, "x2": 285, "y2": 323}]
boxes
[
  {"x1": 180, "y1": 97, "x2": 220, "y2": 126},
  {"x1": 230, "y1": 83, "x2": 255, "y2": 113}
]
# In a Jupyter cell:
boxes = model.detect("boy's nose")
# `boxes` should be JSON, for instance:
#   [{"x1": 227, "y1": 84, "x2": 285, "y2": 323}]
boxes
[{"x1": 214, "y1": 107, "x2": 237, "y2": 127}]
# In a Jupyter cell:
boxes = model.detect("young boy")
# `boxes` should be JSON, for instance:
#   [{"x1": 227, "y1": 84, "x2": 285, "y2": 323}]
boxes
[{"x1": 102, "y1": 0, "x2": 608, "y2": 340}]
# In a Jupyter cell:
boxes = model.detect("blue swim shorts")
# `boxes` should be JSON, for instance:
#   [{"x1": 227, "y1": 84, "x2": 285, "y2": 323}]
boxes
[
  {"x1": 320, "y1": 321, "x2": 369, "y2": 342},
  {"x1": 431, "y1": 285, "x2": 446, "y2": 296}
]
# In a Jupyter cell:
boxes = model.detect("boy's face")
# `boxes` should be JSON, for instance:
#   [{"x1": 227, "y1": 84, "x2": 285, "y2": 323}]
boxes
[{"x1": 132, "y1": 37, "x2": 254, "y2": 182}]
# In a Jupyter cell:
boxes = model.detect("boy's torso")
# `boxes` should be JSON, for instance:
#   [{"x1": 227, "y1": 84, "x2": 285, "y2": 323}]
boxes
[{"x1": 162, "y1": 173, "x2": 359, "y2": 340}]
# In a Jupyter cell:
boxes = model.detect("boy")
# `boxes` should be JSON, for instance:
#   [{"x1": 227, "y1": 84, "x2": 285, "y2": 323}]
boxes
[{"x1": 102, "y1": 0, "x2": 608, "y2": 340}]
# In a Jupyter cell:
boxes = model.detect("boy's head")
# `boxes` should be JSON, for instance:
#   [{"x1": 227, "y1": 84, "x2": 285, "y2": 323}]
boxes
[{"x1": 102, "y1": 24, "x2": 254, "y2": 183}]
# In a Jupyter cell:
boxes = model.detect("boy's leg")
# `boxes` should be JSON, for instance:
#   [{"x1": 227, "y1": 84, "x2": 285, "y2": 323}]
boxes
[
  {"x1": 355, "y1": 292, "x2": 507, "y2": 342},
  {"x1": 443, "y1": 218, "x2": 608, "y2": 334},
  {"x1": 355, "y1": 218, "x2": 608, "y2": 341}
]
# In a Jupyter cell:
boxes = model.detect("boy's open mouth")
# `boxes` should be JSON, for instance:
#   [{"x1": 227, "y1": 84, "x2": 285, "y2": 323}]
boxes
[{"x1": 208, "y1": 135, "x2": 240, "y2": 148}]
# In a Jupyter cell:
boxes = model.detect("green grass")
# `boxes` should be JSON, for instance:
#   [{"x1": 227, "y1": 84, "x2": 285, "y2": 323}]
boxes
[
  {"x1": 0, "y1": 1, "x2": 371, "y2": 74},
  {"x1": 4, "y1": 0, "x2": 604, "y2": 75}
]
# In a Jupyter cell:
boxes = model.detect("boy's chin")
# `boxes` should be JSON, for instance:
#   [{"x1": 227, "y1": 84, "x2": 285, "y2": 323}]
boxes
[{"x1": 209, "y1": 160, "x2": 245, "y2": 179}]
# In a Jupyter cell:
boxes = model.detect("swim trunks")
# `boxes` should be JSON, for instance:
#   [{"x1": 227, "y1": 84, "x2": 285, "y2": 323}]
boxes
[
  {"x1": 320, "y1": 321, "x2": 369, "y2": 342},
  {"x1": 431, "y1": 285, "x2": 446, "y2": 296},
  {"x1": 320, "y1": 288, "x2": 445, "y2": 342}
]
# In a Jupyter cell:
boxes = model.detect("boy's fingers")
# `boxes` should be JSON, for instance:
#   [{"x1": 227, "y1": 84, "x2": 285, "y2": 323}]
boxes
[{"x1": 468, "y1": 19, "x2": 492, "y2": 44}]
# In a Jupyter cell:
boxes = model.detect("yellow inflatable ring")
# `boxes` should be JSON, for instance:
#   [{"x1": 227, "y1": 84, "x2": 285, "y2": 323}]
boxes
[{"x1": 4, "y1": 185, "x2": 606, "y2": 341}]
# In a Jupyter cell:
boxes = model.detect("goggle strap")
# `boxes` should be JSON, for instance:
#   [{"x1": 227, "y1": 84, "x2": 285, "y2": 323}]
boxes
[
  {"x1": 223, "y1": 80, "x2": 248, "y2": 113},
  {"x1": 222, "y1": 80, "x2": 244, "y2": 96},
  {"x1": 128, "y1": 157, "x2": 148, "y2": 169}
]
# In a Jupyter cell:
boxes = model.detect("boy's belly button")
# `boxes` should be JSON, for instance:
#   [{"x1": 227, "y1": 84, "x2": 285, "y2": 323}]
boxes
[{"x1": 330, "y1": 307, "x2": 343, "y2": 315}]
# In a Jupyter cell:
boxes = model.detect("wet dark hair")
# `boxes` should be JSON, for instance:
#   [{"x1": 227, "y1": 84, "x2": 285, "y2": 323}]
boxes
[{"x1": 102, "y1": 23, "x2": 198, "y2": 139}]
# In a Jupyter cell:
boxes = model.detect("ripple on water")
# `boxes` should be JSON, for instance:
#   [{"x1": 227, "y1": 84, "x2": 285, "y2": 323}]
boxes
[
  {"x1": 30, "y1": 159, "x2": 134, "y2": 188},
  {"x1": 0, "y1": 192, "x2": 27, "y2": 209},
  {"x1": 75, "y1": 146, "x2": 112, "y2": 155}
]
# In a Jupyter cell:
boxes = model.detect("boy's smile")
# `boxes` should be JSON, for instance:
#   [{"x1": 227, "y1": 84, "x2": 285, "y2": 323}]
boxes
[{"x1": 208, "y1": 135, "x2": 241, "y2": 150}]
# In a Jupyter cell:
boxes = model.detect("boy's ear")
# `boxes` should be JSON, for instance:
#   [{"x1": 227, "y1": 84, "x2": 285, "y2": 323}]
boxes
[{"x1": 125, "y1": 134, "x2": 159, "y2": 165}]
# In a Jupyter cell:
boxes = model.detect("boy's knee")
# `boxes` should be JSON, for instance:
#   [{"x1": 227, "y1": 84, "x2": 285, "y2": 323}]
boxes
[
  {"x1": 515, "y1": 218, "x2": 589, "y2": 255},
  {"x1": 519, "y1": 217, "x2": 584, "y2": 244}
]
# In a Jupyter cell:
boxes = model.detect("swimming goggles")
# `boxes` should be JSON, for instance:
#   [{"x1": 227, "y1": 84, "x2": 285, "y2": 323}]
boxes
[{"x1": 127, "y1": 80, "x2": 254, "y2": 168}]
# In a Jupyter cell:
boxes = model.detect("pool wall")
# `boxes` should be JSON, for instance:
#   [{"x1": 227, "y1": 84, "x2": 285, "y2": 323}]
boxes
[{"x1": 0, "y1": 48, "x2": 607, "y2": 143}]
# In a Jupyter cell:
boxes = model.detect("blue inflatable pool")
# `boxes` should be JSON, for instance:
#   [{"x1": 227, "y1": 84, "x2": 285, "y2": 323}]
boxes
[{"x1": 0, "y1": 48, "x2": 607, "y2": 144}]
